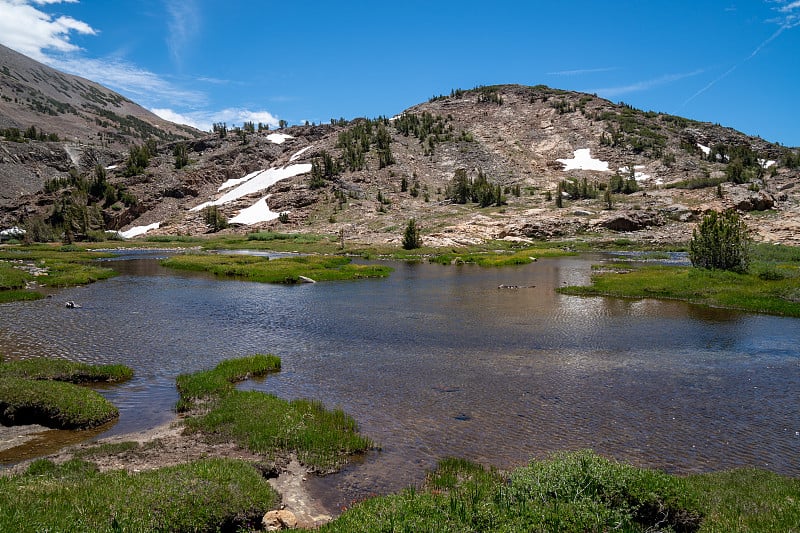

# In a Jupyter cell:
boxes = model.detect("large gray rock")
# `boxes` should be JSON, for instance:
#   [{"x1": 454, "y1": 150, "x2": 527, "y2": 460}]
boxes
[
  {"x1": 597, "y1": 211, "x2": 664, "y2": 232},
  {"x1": 723, "y1": 185, "x2": 775, "y2": 211}
]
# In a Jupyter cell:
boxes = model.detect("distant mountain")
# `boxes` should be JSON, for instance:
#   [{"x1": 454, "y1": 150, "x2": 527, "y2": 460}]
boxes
[
  {"x1": 2, "y1": 83, "x2": 799, "y2": 246},
  {"x1": 0, "y1": 43, "x2": 201, "y2": 206}
]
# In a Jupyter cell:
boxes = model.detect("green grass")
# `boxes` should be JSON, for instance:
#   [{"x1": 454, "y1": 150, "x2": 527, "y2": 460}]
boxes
[
  {"x1": 175, "y1": 353, "x2": 280, "y2": 411},
  {"x1": 0, "y1": 377, "x2": 119, "y2": 429},
  {"x1": 312, "y1": 450, "x2": 800, "y2": 533},
  {"x1": 559, "y1": 262, "x2": 800, "y2": 317},
  {"x1": 0, "y1": 247, "x2": 116, "y2": 303},
  {"x1": 0, "y1": 357, "x2": 133, "y2": 429},
  {"x1": 0, "y1": 457, "x2": 278, "y2": 532},
  {"x1": 160, "y1": 253, "x2": 392, "y2": 283},
  {"x1": 0, "y1": 357, "x2": 133, "y2": 383},
  {"x1": 178, "y1": 355, "x2": 375, "y2": 473},
  {"x1": 427, "y1": 247, "x2": 573, "y2": 266}
]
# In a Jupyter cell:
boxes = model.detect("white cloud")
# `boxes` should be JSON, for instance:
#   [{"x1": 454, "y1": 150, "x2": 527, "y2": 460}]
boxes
[
  {"x1": 151, "y1": 107, "x2": 280, "y2": 131},
  {"x1": 49, "y1": 55, "x2": 206, "y2": 107},
  {"x1": 165, "y1": 0, "x2": 200, "y2": 66},
  {"x1": 592, "y1": 70, "x2": 703, "y2": 98},
  {"x1": 547, "y1": 67, "x2": 617, "y2": 76},
  {"x1": 0, "y1": 0, "x2": 96, "y2": 61}
]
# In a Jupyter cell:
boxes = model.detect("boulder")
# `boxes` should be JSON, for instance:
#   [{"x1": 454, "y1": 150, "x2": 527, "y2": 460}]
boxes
[
  {"x1": 597, "y1": 211, "x2": 664, "y2": 232},
  {"x1": 723, "y1": 186, "x2": 775, "y2": 211},
  {"x1": 262, "y1": 509, "x2": 298, "y2": 531}
]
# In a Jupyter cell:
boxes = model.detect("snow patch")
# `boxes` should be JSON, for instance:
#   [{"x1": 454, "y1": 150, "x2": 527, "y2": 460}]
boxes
[
  {"x1": 105, "y1": 164, "x2": 118, "y2": 170},
  {"x1": 289, "y1": 146, "x2": 312, "y2": 162},
  {"x1": 697, "y1": 143, "x2": 711, "y2": 155},
  {"x1": 619, "y1": 165, "x2": 651, "y2": 182},
  {"x1": 267, "y1": 133, "x2": 294, "y2": 145},
  {"x1": 218, "y1": 169, "x2": 264, "y2": 191},
  {"x1": 229, "y1": 196, "x2": 283, "y2": 225},
  {"x1": 759, "y1": 158, "x2": 777, "y2": 169},
  {"x1": 119, "y1": 222, "x2": 160, "y2": 238},
  {"x1": 192, "y1": 163, "x2": 312, "y2": 211},
  {"x1": 557, "y1": 148, "x2": 609, "y2": 171}
]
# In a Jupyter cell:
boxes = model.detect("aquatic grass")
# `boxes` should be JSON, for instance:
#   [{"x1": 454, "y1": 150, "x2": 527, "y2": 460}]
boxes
[
  {"x1": 0, "y1": 358, "x2": 132, "y2": 429},
  {"x1": 0, "y1": 457, "x2": 278, "y2": 532},
  {"x1": 427, "y1": 247, "x2": 571, "y2": 266},
  {"x1": 186, "y1": 392, "x2": 375, "y2": 473},
  {"x1": 559, "y1": 263, "x2": 800, "y2": 317},
  {"x1": 0, "y1": 247, "x2": 116, "y2": 302},
  {"x1": 0, "y1": 358, "x2": 133, "y2": 383},
  {"x1": 175, "y1": 353, "x2": 280, "y2": 411},
  {"x1": 178, "y1": 355, "x2": 374, "y2": 472},
  {"x1": 161, "y1": 253, "x2": 392, "y2": 283},
  {"x1": 0, "y1": 377, "x2": 119, "y2": 428}
]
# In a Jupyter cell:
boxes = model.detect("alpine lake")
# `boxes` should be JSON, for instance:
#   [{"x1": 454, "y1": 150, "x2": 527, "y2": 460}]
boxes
[{"x1": 1, "y1": 249, "x2": 798, "y2": 510}]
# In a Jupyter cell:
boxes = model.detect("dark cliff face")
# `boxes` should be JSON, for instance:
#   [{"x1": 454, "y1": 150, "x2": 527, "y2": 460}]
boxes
[{"x1": 1, "y1": 83, "x2": 799, "y2": 245}]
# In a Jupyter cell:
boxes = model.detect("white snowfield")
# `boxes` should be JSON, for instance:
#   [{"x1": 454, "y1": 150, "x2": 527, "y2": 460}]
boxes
[
  {"x1": 218, "y1": 169, "x2": 264, "y2": 191},
  {"x1": 697, "y1": 143, "x2": 711, "y2": 155},
  {"x1": 289, "y1": 146, "x2": 312, "y2": 162},
  {"x1": 266, "y1": 133, "x2": 294, "y2": 145},
  {"x1": 191, "y1": 164, "x2": 312, "y2": 212},
  {"x1": 228, "y1": 196, "x2": 281, "y2": 225},
  {"x1": 619, "y1": 165, "x2": 651, "y2": 182},
  {"x1": 557, "y1": 148, "x2": 610, "y2": 171},
  {"x1": 119, "y1": 222, "x2": 160, "y2": 238}
]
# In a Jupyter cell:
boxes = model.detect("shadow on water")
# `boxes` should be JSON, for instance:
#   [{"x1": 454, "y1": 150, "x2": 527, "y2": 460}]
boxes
[{"x1": 1, "y1": 253, "x2": 798, "y2": 509}]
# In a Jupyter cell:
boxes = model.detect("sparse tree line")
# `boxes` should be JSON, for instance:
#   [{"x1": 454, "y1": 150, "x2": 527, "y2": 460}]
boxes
[
  {"x1": 1, "y1": 125, "x2": 59, "y2": 142},
  {"x1": 447, "y1": 168, "x2": 505, "y2": 207}
]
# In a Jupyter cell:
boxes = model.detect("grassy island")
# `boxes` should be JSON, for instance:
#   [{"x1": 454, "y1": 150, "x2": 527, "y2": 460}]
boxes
[
  {"x1": 0, "y1": 246, "x2": 116, "y2": 303},
  {"x1": 160, "y1": 253, "x2": 392, "y2": 283},
  {"x1": 0, "y1": 357, "x2": 133, "y2": 429},
  {"x1": 559, "y1": 244, "x2": 800, "y2": 317},
  {"x1": 178, "y1": 354, "x2": 375, "y2": 473}
]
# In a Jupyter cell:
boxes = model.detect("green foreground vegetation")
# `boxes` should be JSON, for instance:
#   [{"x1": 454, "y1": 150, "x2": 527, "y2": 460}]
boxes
[
  {"x1": 0, "y1": 357, "x2": 133, "y2": 429},
  {"x1": 160, "y1": 253, "x2": 392, "y2": 283},
  {"x1": 312, "y1": 450, "x2": 800, "y2": 533},
  {"x1": 559, "y1": 243, "x2": 800, "y2": 317},
  {"x1": 0, "y1": 457, "x2": 278, "y2": 532},
  {"x1": 178, "y1": 355, "x2": 375, "y2": 472},
  {"x1": 0, "y1": 245, "x2": 116, "y2": 303}
]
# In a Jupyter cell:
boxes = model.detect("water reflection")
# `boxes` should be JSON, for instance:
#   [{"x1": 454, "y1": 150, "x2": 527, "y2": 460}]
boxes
[{"x1": 0, "y1": 255, "x2": 798, "y2": 508}]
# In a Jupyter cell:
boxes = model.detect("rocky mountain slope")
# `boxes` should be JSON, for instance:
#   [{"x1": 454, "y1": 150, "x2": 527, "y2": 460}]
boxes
[
  {"x1": 2, "y1": 82, "x2": 799, "y2": 246},
  {"x1": 0, "y1": 44, "x2": 200, "y2": 207}
]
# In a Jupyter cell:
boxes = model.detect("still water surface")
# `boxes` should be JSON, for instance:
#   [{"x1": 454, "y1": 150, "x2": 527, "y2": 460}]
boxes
[{"x1": 1, "y1": 252, "x2": 798, "y2": 506}]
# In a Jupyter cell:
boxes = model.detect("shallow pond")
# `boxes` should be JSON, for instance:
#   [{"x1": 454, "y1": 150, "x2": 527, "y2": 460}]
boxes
[{"x1": 1, "y1": 252, "x2": 798, "y2": 508}]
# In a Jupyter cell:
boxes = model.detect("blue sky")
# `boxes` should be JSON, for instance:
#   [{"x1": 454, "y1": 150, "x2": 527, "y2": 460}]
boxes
[{"x1": 1, "y1": 0, "x2": 799, "y2": 146}]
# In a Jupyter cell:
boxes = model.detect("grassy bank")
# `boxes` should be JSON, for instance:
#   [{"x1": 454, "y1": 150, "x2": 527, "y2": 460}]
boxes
[
  {"x1": 160, "y1": 253, "x2": 392, "y2": 283},
  {"x1": 0, "y1": 457, "x2": 278, "y2": 532},
  {"x1": 559, "y1": 244, "x2": 800, "y2": 317},
  {"x1": 312, "y1": 450, "x2": 800, "y2": 533},
  {"x1": 0, "y1": 357, "x2": 133, "y2": 429},
  {"x1": 179, "y1": 355, "x2": 375, "y2": 473},
  {"x1": 0, "y1": 246, "x2": 116, "y2": 303}
]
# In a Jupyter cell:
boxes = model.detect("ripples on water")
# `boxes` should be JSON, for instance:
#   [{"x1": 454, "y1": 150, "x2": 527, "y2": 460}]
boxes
[{"x1": 1, "y1": 254, "x2": 798, "y2": 507}]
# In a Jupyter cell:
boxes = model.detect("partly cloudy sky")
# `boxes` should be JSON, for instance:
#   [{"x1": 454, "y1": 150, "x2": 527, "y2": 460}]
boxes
[{"x1": 0, "y1": 0, "x2": 798, "y2": 145}]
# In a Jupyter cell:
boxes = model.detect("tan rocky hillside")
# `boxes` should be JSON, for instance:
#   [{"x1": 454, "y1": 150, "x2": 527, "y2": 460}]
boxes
[
  {"x1": 2, "y1": 84, "x2": 799, "y2": 245},
  {"x1": 0, "y1": 43, "x2": 200, "y2": 207}
]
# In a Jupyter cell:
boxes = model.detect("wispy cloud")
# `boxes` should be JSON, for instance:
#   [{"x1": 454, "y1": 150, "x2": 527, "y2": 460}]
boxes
[
  {"x1": 165, "y1": 0, "x2": 200, "y2": 67},
  {"x1": 50, "y1": 56, "x2": 206, "y2": 107},
  {"x1": 0, "y1": 0, "x2": 95, "y2": 61},
  {"x1": 685, "y1": 1, "x2": 800, "y2": 105},
  {"x1": 151, "y1": 107, "x2": 280, "y2": 131},
  {"x1": 591, "y1": 70, "x2": 704, "y2": 98},
  {"x1": 547, "y1": 67, "x2": 618, "y2": 76}
]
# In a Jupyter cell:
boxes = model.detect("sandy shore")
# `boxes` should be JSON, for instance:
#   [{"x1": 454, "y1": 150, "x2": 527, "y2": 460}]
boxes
[{"x1": 1, "y1": 417, "x2": 334, "y2": 528}]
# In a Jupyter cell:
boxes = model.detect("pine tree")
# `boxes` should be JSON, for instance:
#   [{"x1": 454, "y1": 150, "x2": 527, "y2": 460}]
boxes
[
  {"x1": 689, "y1": 210, "x2": 750, "y2": 273},
  {"x1": 402, "y1": 218, "x2": 422, "y2": 249}
]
